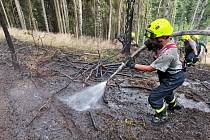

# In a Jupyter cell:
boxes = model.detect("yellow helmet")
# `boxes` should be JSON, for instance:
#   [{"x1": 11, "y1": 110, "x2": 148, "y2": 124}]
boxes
[
  {"x1": 131, "y1": 32, "x2": 135, "y2": 38},
  {"x1": 182, "y1": 35, "x2": 190, "y2": 40},
  {"x1": 145, "y1": 18, "x2": 173, "y2": 38},
  {"x1": 192, "y1": 35, "x2": 200, "y2": 40}
]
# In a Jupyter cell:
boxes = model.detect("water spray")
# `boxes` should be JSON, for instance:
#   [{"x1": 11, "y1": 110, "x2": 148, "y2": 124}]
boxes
[
  {"x1": 59, "y1": 46, "x2": 146, "y2": 111},
  {"x1": 58, "y1": 30, "x2": 210, "y2": 112}
]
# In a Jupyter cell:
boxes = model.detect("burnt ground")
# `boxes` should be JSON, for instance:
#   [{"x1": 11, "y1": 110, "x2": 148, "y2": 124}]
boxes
[{"x1": 0, "y1": 39, "x2": 210, "y2": 140}]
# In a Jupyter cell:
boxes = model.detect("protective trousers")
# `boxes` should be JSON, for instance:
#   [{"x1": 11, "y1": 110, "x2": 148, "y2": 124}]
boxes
[
  {"x1": 148, "y1": 70, "x2": 185, "y2": 110},
  {"x1": 185, "y1": 52, "x2": 196, "y2": 64}
]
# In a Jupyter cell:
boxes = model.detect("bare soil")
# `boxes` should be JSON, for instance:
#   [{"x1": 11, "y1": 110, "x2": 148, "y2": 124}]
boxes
[{"x1": 0, "y1": 39, "x2": 210, "y2": 140}]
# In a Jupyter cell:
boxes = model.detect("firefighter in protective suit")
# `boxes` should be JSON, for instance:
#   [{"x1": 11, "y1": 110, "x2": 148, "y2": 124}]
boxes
[
  {"x1": 182, "y1": 35, "x2": 198, "y2": 66},
  {"x1": 126, "y1": 18, "x2": 185, "y2": 123},
  {"x1": 191, "y1": 35, "x2": 208, "y2": 62}
]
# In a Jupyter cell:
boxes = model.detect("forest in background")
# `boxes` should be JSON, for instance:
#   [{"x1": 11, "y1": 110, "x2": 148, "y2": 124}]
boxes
[{"x1": 0, "y1": 0, "x2": 210, "y2": 45}]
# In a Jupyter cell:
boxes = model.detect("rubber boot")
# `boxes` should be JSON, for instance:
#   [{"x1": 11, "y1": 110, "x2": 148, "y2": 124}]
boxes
[
  {"x1": 168, "y1": 101, "x2": 183, "y2": 112},
  {"x1": 152, "y1": 107, "x2": 168, "y2": 124}
]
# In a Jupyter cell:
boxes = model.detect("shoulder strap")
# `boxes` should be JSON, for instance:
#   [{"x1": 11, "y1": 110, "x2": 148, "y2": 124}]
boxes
[
  {"x1": 159, "y1": 43, "x2": 176, "y2": 54},
  {"x1": 165, "y1": 43, "x2": 176, "y2": 49}
]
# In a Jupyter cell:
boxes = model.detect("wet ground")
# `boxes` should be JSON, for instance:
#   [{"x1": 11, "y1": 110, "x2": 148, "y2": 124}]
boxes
[{"x1": 0, "y1": 39, "x2": 210, "y2": 140}]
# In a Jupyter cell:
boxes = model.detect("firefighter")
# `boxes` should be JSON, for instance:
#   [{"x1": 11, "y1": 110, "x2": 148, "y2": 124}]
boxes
[
  {"x1": 126, "y1": 18, "x2": 185, "y2": 123},
  {"x1": 182, "y1": 35, "x2": 199, "y2": 66},
  {"x1": 191, "y1": 35, "x2": 208, "y2": 62}
]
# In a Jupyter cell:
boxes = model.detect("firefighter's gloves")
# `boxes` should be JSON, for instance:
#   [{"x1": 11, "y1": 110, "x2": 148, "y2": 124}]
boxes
[{"x1": 126, "y1": 57, "x2": 135, "y2": 69}]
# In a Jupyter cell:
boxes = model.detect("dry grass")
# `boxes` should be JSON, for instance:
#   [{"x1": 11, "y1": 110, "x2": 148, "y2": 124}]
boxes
[{"x1": 0, "y1": 28, "x2": 121, "y2": 53}]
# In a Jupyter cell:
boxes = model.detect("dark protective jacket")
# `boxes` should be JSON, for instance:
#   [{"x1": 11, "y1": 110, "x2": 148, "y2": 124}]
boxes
[{"x1": 184, "y1": 41, "x2": 193, "y2": 56}]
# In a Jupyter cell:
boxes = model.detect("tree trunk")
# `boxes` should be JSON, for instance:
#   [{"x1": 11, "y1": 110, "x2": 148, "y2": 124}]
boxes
[
  {"x1": 54, "y1": 0, "x2": 64, "y2": 33},
  {"x1": 108, "y1": 0, "x2": 112, "y2": 41},
  {"x1": 142, "y1": 0, "x2": 150, "y2": 45},
  {"x1": 189, "y1": 0, "x2": 201, "y2": 29},
  {"x1": 172, "y1": 0, "x2": 177, "y2": 27},
  {"x1": 62, "y1": 0, "x2": 69, "y2": 33},
  {"x1": 14, "y1": 0, "x2": 26, "y2": 29},
  {"x1": 122, "y1": 0, "x2": 135, "y2": 55},
  {"x1": 163, "y1": 0, "x2": 169, "y2": 18},
  {"x1": 60, "y1": 0, "x2": 66, "y2": 33},
  {"x1": 196, "y1": 0, "x2": 208, "y2": 29},
  {"x1": 0, "y1": 11, "x2": 19, "y2": 70},
  {"x1": 117, "y1": 0, "x2": 122, "y2": 36},
  {"x1": 4, "y1": 0, "x2": 15, "y2": 27},
  {"x1": 41, "y1": 0, "x2": 49, "y2": 32},
  {"x1": 96, "y1": 0, "x2": 103, "y2": 38},
  {"x1": 73, "y1": 0, "x2": 79, "y2": 38},
  {"x1": 28, "y1": 0, "x2": 37, "y2": 31},
  {"x1": 136, "y1": 0, "x2": 142, "y2": 44},
  {"x1": 172, "y1": 30, "x2": 210, "y2": 36},
  {"x1": 0, "y1": 0, "x2": 10, "y2": 28},
  {"x1": 156, "y1": 0, "x2": 163, "y2": 18},
  {"x1": 78, "y1": 0, "x2": 83, "y2": 36},
  {"x1": 94, "y1": 0, "x2": 97, "y2": 38},
  {"x1": 123, "y1": 8, "x2": 126, "y2": 33}
]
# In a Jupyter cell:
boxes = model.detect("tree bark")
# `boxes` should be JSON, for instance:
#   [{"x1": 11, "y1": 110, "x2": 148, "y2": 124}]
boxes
[
  {"x1": 14, "y1": 0, "x2": 26, "y2": 29},
  {"x1": 96, "y1": 0, "x2": 103, "y2": 38},
  {"x1": 196, "y1": 0, "x2": 208, "y2": 29},
  {"x1": 108, "y1": 0, "x2": 112, "y2": 41},
  {"x1": 60, "y1": 0, "x2": 66, "y2": 33},
  {"x1": 94, "y1": 0, "x2": 96, "y2": 38},
  {"x1": 172, "y1": 30, "x2": 210, "y2": 36},
  {"x1": 62, "y1": 0, "x2": 69, "y2": 33},
  {"x1": 156, "y1": 0, "x2": 163, "y2": 18},
  {"x1": 73, "y1": 0, "x2": 79, "y2": 38},
  {"x1": 136, "y1": 0, "x2": 143, "y2": 44},
  {"x1": 163, "y1": 0, "x2": 169, "y2": 18},
  {"x1": 123, "y1": 8, "x2": 126, "y2": 33},
  {"x1": 172, "y1": 0, "x2": 177, "y2": 27},
  {"x1": 28, "y1": 0, "x2": 37, "y2": 31},
  {"x1": 54, "y1": 0, "x2": 64, "y2": 33},
  {"x1": 0, "y1": 11, "x2": 19, "y2": 70},
  {"x1": 189, "y1": 0, "x2": 201, "y2": 29},
  {"x1": 0, "y1": 0, "x2": 10, "y2": 28},
  {"x1": 117, "y1": 0, "x2": 122, "y2": 36},
  {"x1": 122, "y1": 0, "x2": 135, "y2": 55},
  {"x1": 41, "y1": 0, "x2": 49, "y2": 32},
  {"x1": 78, "y1": 0, "x2": 83, "y2": 36}
]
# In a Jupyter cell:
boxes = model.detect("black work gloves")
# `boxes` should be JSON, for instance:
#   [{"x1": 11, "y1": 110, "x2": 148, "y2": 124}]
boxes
[
  {"x1": 205, "y1": 48, "x2": 208, "y2": 53},
  {"x1": 126, "y1": 57, "x2": 135, "y2": 68}
]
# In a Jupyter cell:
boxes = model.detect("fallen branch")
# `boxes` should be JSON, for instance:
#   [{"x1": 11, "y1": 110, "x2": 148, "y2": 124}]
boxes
[
  {"x1": 84, "y1": 63, "x2": 100, "y2": 83},
  {"x1": 201, "y1": 82, "x2": 210, "y2": 91},
  {"x1": 83, "y1": 52, "x2": 99, "y2": 56},
  {"x1": 73, "y1": 62, "x2": 97, "y2": 79},
  {"x1": 172, "y1": 30, "x2": 210, "y2": 36},
  {"x1": 53, "y1": 69, "x2": 73, "y2": 80},
  {"x1": 120, "y1": 85, "x2": 152, "y2": 91},
  {"x1": 88, "y1": 111, "x2": 99, "y2": 131}
]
